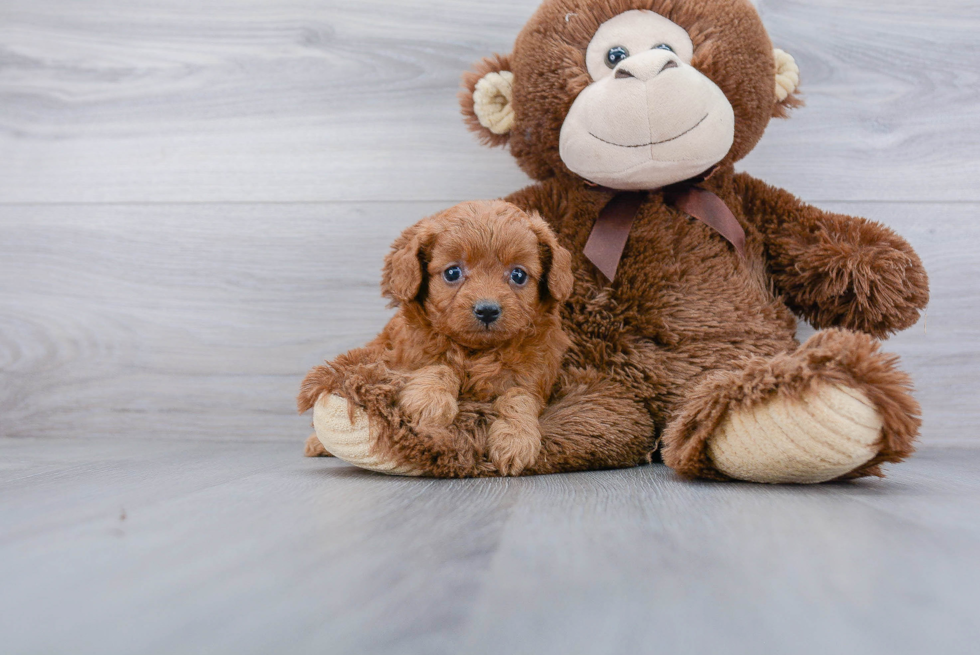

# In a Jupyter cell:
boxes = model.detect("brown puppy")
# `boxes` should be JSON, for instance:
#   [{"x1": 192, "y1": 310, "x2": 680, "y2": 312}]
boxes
[{"x1": 302, "y1": 200, "x2": 574, "y2": 475}]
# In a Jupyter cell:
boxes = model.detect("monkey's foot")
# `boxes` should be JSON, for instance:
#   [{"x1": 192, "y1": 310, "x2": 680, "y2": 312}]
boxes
[
  {"x1": 662, "y1": 329, "x2": 919, "y2": 483},
  {"x1": 707, "y1": 382, "x2": 883, "y2": 484},
  {"x1": 312, "y1": 394, "x2": 422, "y2": 476}
]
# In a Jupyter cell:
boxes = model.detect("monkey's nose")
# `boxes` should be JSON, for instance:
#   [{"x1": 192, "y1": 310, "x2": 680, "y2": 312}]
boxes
[
  {"x1": 473, "y1": 301, "x2": 502, "y2": 326},
  {"x1": 614, "y1": 52, "x2": 680, "y2": 81}
]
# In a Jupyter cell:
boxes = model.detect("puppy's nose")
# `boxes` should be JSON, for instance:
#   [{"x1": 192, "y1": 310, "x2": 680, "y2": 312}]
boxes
[{"x1": 473, "y1": 301, "x2": 502, "y2": 326}]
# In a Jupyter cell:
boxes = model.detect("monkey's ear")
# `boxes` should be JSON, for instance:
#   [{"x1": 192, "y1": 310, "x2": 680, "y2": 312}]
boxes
[
  {"x1": 381, "y1": 221, "x2": 431, "y2": 307},
  {"x1": 460, "y1": 54, "x2": 514, "y2": 147},
  {"x1": 773, "y1": 48, "x2": 803, "y2": 118},
  {"x1": 528, "y1": 212, "x2": 574, "y2": 304}
]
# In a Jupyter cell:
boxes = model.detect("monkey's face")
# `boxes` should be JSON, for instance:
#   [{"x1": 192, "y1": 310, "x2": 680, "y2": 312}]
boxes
[
  {"x1": 559, "y1": 10, "x2": 735, "y2": 190},
  {"x1": 461, "y1": 0, "x2": 800, "y2": 189}
]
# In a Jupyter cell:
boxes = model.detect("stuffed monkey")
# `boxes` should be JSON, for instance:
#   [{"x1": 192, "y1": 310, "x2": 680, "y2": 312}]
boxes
[{"x1": 300, "y1": 0, "x2": 929, "y2": 483}]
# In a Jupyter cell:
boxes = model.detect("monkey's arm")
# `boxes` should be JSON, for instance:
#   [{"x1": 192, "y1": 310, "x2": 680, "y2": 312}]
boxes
[
  {"x1": 297, "y1": 341, "x2": 387, "y2": 414},
  {"x1": 735, "y1": 172, "x2": 929, "y2": 338}
]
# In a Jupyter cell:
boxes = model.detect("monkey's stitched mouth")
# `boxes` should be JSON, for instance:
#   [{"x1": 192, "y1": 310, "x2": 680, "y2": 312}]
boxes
[{"x1": 589, "y1": 113, "x2": 709, "y2": 149}]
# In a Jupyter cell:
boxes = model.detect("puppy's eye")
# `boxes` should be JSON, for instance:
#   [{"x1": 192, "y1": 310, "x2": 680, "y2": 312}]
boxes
[
  {"x1": 510, "y1": 267, "x2": 529, "y2": 286},
  {"x1": 653, "y1": 43, "x2": 674, "y2": 53},
  {"x1": 605, "y1": 46, "x2": 630, "y2": 69},
  {"x1": 443, "y1": 266, "x2": 463, "y2": 283}
]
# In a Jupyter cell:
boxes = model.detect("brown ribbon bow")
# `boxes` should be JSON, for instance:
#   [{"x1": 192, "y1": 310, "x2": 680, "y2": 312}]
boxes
[{"x1": 583, "y1": 185, "x2": 746, "y2": 282}]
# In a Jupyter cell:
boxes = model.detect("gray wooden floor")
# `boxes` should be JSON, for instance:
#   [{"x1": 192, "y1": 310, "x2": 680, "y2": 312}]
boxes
[
  {"x1": 2, "y1": 0, "x2": 980, "y2": 652},
  {"x1": 2, "y1": 439, "x2": 979, "y2": 655}
]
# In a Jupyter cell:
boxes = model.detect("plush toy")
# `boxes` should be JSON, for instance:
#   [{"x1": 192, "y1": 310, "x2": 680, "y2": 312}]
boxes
[{"x1": 300, "y1": 0, "x2": 929, "y2": 483}]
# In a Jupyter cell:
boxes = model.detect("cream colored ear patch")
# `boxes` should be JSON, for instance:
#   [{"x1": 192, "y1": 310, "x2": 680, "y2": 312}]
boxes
[
  {"x1": 473, "y1": 71, "x2": 515, "y2": 135},
  {"x1": 774, "y1": 48, "x2": 800, "y2": 102}
]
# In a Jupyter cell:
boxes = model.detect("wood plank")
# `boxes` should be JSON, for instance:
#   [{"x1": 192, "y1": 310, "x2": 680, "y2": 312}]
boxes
[
  {"x1": 460, "y1": 449, "x2": 980, "y2": 655},
  {"x1": 0, "y1": 201, "x2": 440, "y2": 441},
  {"x1": 1, "y1": 201, "x2": 976, "y2": 444},
  {"x1": 0, "y1": 438, "x2": 516, "y2": 654},
  {"x1": 1, "y1": 438, "x2": 978, "y2": 654},
  {"x1": 743, "y1": 0, "x2": 980, "y2": 202},
  {"x1": 0, "y1": 0, "x2": 977, "y2": 204}
]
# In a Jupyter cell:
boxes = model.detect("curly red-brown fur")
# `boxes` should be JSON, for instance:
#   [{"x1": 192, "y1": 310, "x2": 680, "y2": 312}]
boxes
[{"x1": 300, "y1": 200, "x2": 574, "y2": 475}]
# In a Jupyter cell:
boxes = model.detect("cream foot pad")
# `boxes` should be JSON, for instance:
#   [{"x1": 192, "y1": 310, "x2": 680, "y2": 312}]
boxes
[
  {"x1": 708, "y1": 383, "x2": 884, "y2": 484},
  {"x1": 313, "y1": 394, "x2": 421, "y2": 476}
]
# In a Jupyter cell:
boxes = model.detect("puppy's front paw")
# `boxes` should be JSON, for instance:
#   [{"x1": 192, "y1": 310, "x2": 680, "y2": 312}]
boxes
[
  {"x1": 399, "y1": 385, "x2": 459, "y2": 429},
  {"x1": 488, "y1": 418, "x2": 541, "y2": 476}
]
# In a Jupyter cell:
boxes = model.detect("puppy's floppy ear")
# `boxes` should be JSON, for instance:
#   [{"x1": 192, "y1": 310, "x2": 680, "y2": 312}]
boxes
[
  {"x1": 381, "y1": 220, "x2": 433, "y2": 307},
  {"x1": 460, "y1": 54, "x2": 514, "y2": 148},
  {"x1": 528, "y1": 212, "x2": 574, "y2": 304}
]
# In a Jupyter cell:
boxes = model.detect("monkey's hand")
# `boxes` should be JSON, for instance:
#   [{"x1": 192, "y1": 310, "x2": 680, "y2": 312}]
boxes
[
  {"x1": 772, "y1": 215, "x2": 929, "y2": 338},
  {"x1": 398, "y1": 365, "x2": 461, "y2": 429},
  {"x1": 736, "y1": 173, "x2": 929, "y2": 338}
]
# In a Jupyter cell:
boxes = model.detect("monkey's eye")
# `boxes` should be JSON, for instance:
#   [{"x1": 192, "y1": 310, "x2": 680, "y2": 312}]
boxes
[
  {"x1": 443, "y1": 266, "x2": 463, "y2": 283},
  {"x1": 653, "y1": 43, "x2": 674, "y2": 53},
  {"x1": 605, "y1": 46, "x2": 630, "y2": 69},
  {"x1": 510, "y1": 267, "x2": 529, "y2": 286}
]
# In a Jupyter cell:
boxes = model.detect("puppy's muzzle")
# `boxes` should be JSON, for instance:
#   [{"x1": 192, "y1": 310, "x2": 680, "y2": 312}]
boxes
[{"x1": 473, "y1": 301, "x2": 502, "y2": 326}]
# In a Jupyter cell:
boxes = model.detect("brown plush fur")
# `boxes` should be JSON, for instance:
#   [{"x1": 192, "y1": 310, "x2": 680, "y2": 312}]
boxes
[
  {"x1": 301, "y1": 0, "x2": 929, "y2": 480},
  {"x1": 300, "y1": 200, "x2": 574, "y2": 476}
]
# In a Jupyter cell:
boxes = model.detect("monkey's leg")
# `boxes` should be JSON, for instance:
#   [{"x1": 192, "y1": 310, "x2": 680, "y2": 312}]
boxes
[
  {"x1": 525, "y1": 368, "x2": 655, "y2": 475},
  {"x1": 311, "y1": 366, "x2": 656, "y2": 477},
  {"x1": 661, "y1": 329, "x2": 920, "y2": 484}
]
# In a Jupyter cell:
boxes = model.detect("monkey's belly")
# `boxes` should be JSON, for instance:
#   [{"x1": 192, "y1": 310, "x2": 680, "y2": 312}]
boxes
[{"x1": 563, "y1": 261, "x2": 798, "y2": 417}]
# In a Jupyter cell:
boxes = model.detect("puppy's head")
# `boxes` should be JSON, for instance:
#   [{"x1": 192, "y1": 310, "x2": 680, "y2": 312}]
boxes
[{"x1": 382, "y1": 200, "x2": 573, "y2": 348}]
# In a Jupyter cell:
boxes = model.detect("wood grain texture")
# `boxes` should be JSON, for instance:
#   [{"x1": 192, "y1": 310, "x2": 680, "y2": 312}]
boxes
[
  {"x1": 0, "y1": 0, "x2": 978, "y2": 204},
  {"x1": 743, "y1": 0, "x2": 980, "y2": 202},
  {"x1": 1, "y1": 201, "x2": 976, "y2": 444},
  {"x1": 1, "y1": 438, "x2": 978, "y2": 655},
  {"x1": 0, "y1": 201, "x2": 433, "y2": 441}
]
